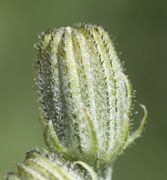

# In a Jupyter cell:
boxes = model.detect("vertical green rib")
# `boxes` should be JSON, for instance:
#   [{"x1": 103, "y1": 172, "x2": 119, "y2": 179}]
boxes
[
  {"x1": 76, "y1": 28, "x2": 98, "y2": 127},
  {"x1": 72, "y1": 29, "x2": 99, "y2": 153},
  {"x1": 71, "y1": 30, "x2": 93, "y2": 152},
  {"x1": 77, "y1": 25, "x2": 110, "y2": 153},
  {"x1": 55, "y1": 29, "x2": 80, "y2": 150},
  {"x1": 83, "y1": 25, "x2": 117, "y2": 151},
  {"x1": 96, "y1": 26, "x2": 130, "y2": 147},
  {"x1": 62, "y1": 27, "x2": 83, "y2": 151},
  {"x1": 37, "y1": 30, "x2": 68, "y2": 144}
]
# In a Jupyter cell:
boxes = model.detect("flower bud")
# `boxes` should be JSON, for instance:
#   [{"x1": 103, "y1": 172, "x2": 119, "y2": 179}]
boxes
[
  {"x1": 36, "y1": 24, "x2": 147, "y2": 169},
  {"x1": 6, "y1": 149, "x2": 96, "y2": 180}
]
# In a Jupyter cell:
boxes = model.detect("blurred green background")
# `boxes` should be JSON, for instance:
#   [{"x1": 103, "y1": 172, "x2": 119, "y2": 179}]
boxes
[{"x1": 0, "y1": 0, "x2": 166, "y2": 179}]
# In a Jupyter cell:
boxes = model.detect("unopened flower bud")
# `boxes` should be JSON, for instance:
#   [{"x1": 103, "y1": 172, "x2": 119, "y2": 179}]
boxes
[{"x1": 36, "y1": 23, "x2": 147, "y2": 173}]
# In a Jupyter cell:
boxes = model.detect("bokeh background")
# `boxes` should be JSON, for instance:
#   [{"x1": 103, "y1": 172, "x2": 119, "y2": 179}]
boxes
[{"x1": 0, "y1": 0, "x2": 166, "y2": 179}]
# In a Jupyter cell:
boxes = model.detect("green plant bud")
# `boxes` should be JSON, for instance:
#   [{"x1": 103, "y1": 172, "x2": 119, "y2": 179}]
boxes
[
  {"x1": 36, "y1": 23, "x2": 147, "y2": 173},
  {"x1": 6, "y1": 149, "x2": 97, "y2": 180}
]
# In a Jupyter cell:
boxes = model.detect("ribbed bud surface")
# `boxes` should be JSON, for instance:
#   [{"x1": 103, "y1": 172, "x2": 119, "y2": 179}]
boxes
[{"x1": 36, "y1": 24, "x2": 147, "y2": 169}]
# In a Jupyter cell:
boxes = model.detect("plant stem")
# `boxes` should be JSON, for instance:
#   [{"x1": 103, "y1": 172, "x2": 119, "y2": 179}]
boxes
[{"x1": 98, "y1": 166, "x2": 113, "y2": 180}]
